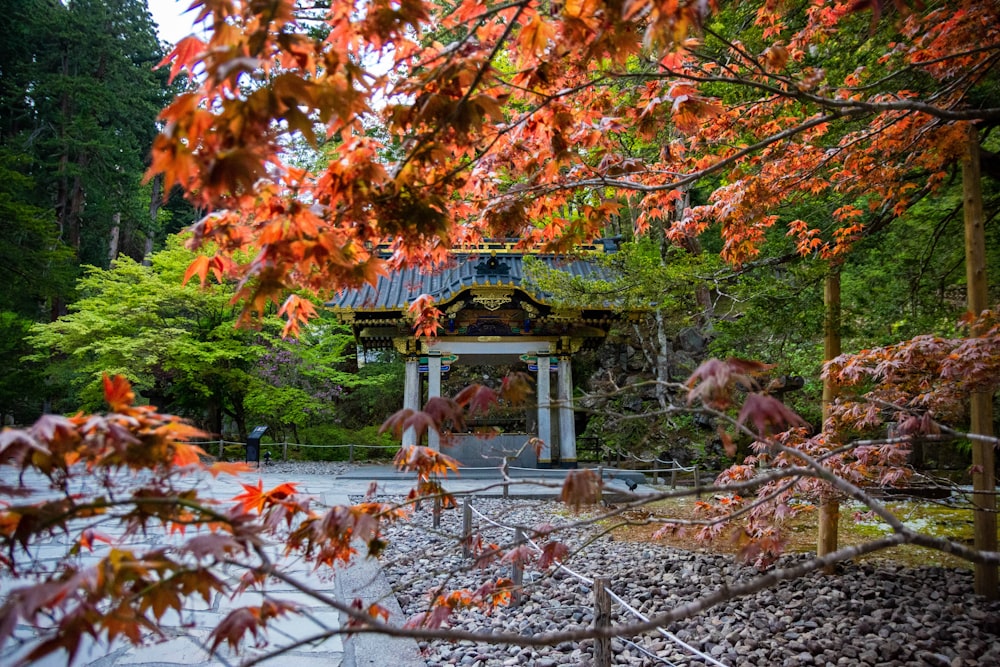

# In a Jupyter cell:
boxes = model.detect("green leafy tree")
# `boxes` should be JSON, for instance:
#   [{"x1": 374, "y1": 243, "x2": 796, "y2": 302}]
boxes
[
  {"x1": 25, "y1": 236, "x2": 270, "y2": 437},
  {"x1": 26, "y1": 234, "x2": 403, "y2": 442},
  {"x1": 244, "y1": 321, "x2": 402, "y2": 442}
]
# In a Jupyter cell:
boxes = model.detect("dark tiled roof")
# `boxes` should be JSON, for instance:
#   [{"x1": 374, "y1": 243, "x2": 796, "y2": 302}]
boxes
[{"x1": 328, "y1": 252, "x2": 612, "y2": 312}]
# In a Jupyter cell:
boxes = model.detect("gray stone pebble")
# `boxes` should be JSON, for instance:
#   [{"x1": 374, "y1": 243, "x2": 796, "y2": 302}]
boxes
[{"x1": 366, "y1": 496, "x2": 1000, "y2": 667}]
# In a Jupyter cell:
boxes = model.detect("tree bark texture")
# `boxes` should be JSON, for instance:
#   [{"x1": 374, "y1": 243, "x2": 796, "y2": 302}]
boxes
[
  {"x1": 818, "y1": 268, "x2": 842, "y2": 571},
  {"x1": 963, "y1": 124, "x2": 998, "y2": 599}
]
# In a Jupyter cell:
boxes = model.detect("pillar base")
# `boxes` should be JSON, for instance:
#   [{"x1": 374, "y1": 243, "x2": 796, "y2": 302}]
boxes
[
  {"x1": 537, "y1": 460, "x2": 552, "y2": 469},
  {"x1": 558, "y1": 460, "x2": 578, "y2": 469}
]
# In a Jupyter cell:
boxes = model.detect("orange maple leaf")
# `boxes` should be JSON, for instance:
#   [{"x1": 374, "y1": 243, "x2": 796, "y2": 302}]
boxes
[
  {"x1": 277, "y1": 294, "x2": 319, "y2": 338},
  {"x1": 102, "y1": 374, "x2": 135, "y2": 413},
  {"x1": 233, "y1": 480, "x2": 299, "y2": 514},
  {"x1": 208, "y1": 461, "x2": 252, "y2": 478},
  {"x1": 183, "y1": 255, "x2": 211, "y2": 287},
  {"x1": 233, "y1": 479, "x2": 266, "y2": 513},
  {"x1": 156, "y1": 35, "x2": 207, "y2": 84},
  {"x1": 172, "y1": 442, "x2": 207, "y2": 468}
]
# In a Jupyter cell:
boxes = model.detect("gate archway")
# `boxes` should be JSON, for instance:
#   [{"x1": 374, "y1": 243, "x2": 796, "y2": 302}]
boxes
[{"x1": 329, "y1": 241, "x2": 630, "y2": 468}]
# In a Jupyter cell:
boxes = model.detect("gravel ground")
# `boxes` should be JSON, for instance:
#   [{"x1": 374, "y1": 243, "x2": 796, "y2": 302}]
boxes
[
  {"x1": 369, "y1": 496, "x2": 1000, "y2": 667},
  {"x1": 251, "y1": 460, "x2": 358, "y2": 476}
]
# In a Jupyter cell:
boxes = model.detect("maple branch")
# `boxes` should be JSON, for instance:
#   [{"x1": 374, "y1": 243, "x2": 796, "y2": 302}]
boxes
[
  {"x1": 299, "y1": 533, "x2": 945, "y2": 647},
  {"x1": 629, "y1": 62, "x2": 1000, "y2": 122},
  {"x1": 422, "y1": 72, "x2": 613, "y2": 193},
  {"x1": 708, "y1": 252, "x2": 799, "y2": 281},
  {"x1": 517, "y1": 110, "x2": 855, "y2": 197},
  {"x1": 845, "y1": 45, "x2": 1000, "y2": 94},
  {"x1": 246, "y1": 482, "x2": 994, "y2": 650},
  {"x1": 591, "y1": 471, "x2": 810, "y2": 537},
  {"x1": 392, "y1": 1, "x2": 529, "y2": 179}
]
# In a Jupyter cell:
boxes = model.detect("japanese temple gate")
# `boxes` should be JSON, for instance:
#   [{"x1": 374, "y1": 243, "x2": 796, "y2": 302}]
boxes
[{"x1": 329, "y1": 241, "x2": 623, "y2": 468}]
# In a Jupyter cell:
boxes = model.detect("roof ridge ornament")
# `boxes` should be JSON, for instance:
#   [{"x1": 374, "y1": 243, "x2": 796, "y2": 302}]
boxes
[{"x1": 474, "y1": 255, "x2": 510, "y2": 277}]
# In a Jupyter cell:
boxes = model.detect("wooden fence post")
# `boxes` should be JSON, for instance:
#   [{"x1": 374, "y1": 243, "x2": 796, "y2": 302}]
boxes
[
  {"x1": 282, "y1": 442, "x2": 288, "y2": 461},
  {"x1": 349, "y1": 443, "x2": 354, "y2": 463},
  {"x1": 462, "y1": 498, "x2": 472, "y2": 559},
  {"x1": 218, "y1": 439, "x2": 224, "y2": 460},
  {"x1": 593, "y1": 577, "x2": 611, "y2": 667},
  {"x1": 511, "y1": 528, "x2": 525, "y2": 607},
  {"x1": 433, "y1": 496, "x2": 441, "y2": 529}
]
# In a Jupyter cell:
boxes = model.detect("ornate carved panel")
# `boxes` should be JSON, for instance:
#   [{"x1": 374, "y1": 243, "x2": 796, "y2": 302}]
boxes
[{"x1": 471, "y1": 288, "x2": 513, "y2": 311}]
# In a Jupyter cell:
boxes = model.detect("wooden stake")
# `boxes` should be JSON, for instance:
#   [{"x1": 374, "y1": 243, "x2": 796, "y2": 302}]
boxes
[
  {"x1": 593, "y1": 577, "x2": 611, "y2": 667},
  {"x1": 963, "y1": 124, "x2": 998, "y2": 599},
  {"x1": 511, "y1": 528, "x2": 525, "y2": 607},
  {"x1": 462, "y1": 498, "x2": 472, "y2": 559}
]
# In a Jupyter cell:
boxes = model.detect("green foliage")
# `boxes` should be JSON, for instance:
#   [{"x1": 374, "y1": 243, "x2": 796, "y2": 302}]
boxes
[
  {"x1": 0, "y1": 0, "x2": 197, "y2": 421},
  {"x1": 840, "y1": 184, "x2": 1000, "y2": 345},
  {"x1": 25, "y1": 236, "x2": 271, "y2": 433},
  {"x1": 334, "y1": 359, "x2": 406, "y2": 430},
  {"x1": 0, "y1": 0, "x2": 185, "y2": 281},
  {"x1": 0, "y1": 149, "x2": 78, "y2": 316},
  {"x1": 26, "y1": 234, "x2": 405, "y2": 438},
  {"x1": 287, "y1": 425, "x2": 399, "y2": 462},
  {"x1": 526, "y1": 238, "x2": 718, "y2": 321},
  {"x1": 0, "y1": 312, "x2": 51, "y2": 425}
]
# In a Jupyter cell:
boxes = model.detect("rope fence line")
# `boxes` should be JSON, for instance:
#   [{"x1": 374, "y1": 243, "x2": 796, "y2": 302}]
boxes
[
  {"x1": 188, "y1": 442, "x2": 699, "y2": 487},
  {"x1": 188, "y1": 439, "x2": 399, "y2": 463},
  {"x1": 465, "y1": 502, "x2": 728, "y2": 667}
]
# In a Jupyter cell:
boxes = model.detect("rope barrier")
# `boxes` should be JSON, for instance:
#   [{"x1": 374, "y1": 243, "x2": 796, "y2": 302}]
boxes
[
  {"x1": 465, "y1": 501, "x2": 728, "y2": 666},
  {"x1": 603, "y1": 464, "x2": 697, "y2": 474},
  {"x1": 603, "y1": 588, "x2": 728, "y2": 667},
  {"x1": 617, "y1": 637, "x2": 683, "y2": 667},
  {"x1": 188, "y1": 440, "x2": 399, "y2": 449},
  {"x1": 601, "y1": 447, "x2": 699, "y2": 469}
]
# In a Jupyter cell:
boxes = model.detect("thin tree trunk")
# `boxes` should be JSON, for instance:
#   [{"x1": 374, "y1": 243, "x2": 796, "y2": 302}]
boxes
[
  {"x1": 108, "y1": 212, "x2": 120, "y2": 264},
  {"x1": 144, "y1": 174, "x2": 161, "y2": 266},
  {"x1": 653, "y1": 309, "x2": 671, "y2": 409},
  {"x1": 818, "y1": 267, "x2": 841, "y2": 572},
  {"x1": 963, "y1": 124, "x2": 998, "y2": 599},
  {"x1": 671, "y1": 188, "x2": 715, "y2": 325}
]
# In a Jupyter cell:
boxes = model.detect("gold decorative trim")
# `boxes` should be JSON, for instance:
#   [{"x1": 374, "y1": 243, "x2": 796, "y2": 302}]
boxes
[
  {"x1": 550, "y1": 309, "x2": 582, "y2": 320},
  {"x1": 445, "y1": 301, "x2": 466, "y2": 316},
  {"x1": 471, "y1": 288, "x2": 513, "y2": 311},
  {"x1": 392, "y1": 337, "x2": 419, "y2": 355}
]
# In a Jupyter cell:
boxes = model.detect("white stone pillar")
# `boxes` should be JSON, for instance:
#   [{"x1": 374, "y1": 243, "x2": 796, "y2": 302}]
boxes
[
  {"x1": 557, "y1": 356, "x2": 576, "y2": 467},
  {"x1": 403, "y1": 356, "x2": 420, "y2": 448},
  {"x1": 536, "y1": 353, "x2": 552, "y2": 467},
  {"x1": 427, "y1": 352, "x2": 442, "y2": 451}
]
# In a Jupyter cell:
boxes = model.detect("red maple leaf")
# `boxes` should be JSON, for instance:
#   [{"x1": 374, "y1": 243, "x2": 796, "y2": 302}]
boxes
[{"x1": 737, "y1": 393, "x2": 809, "y2": 437}]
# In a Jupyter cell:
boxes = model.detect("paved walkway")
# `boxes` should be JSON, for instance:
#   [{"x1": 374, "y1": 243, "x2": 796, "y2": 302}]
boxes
[{"x1": 1, "y1": 465, "x2": 649, "y2": 667}]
